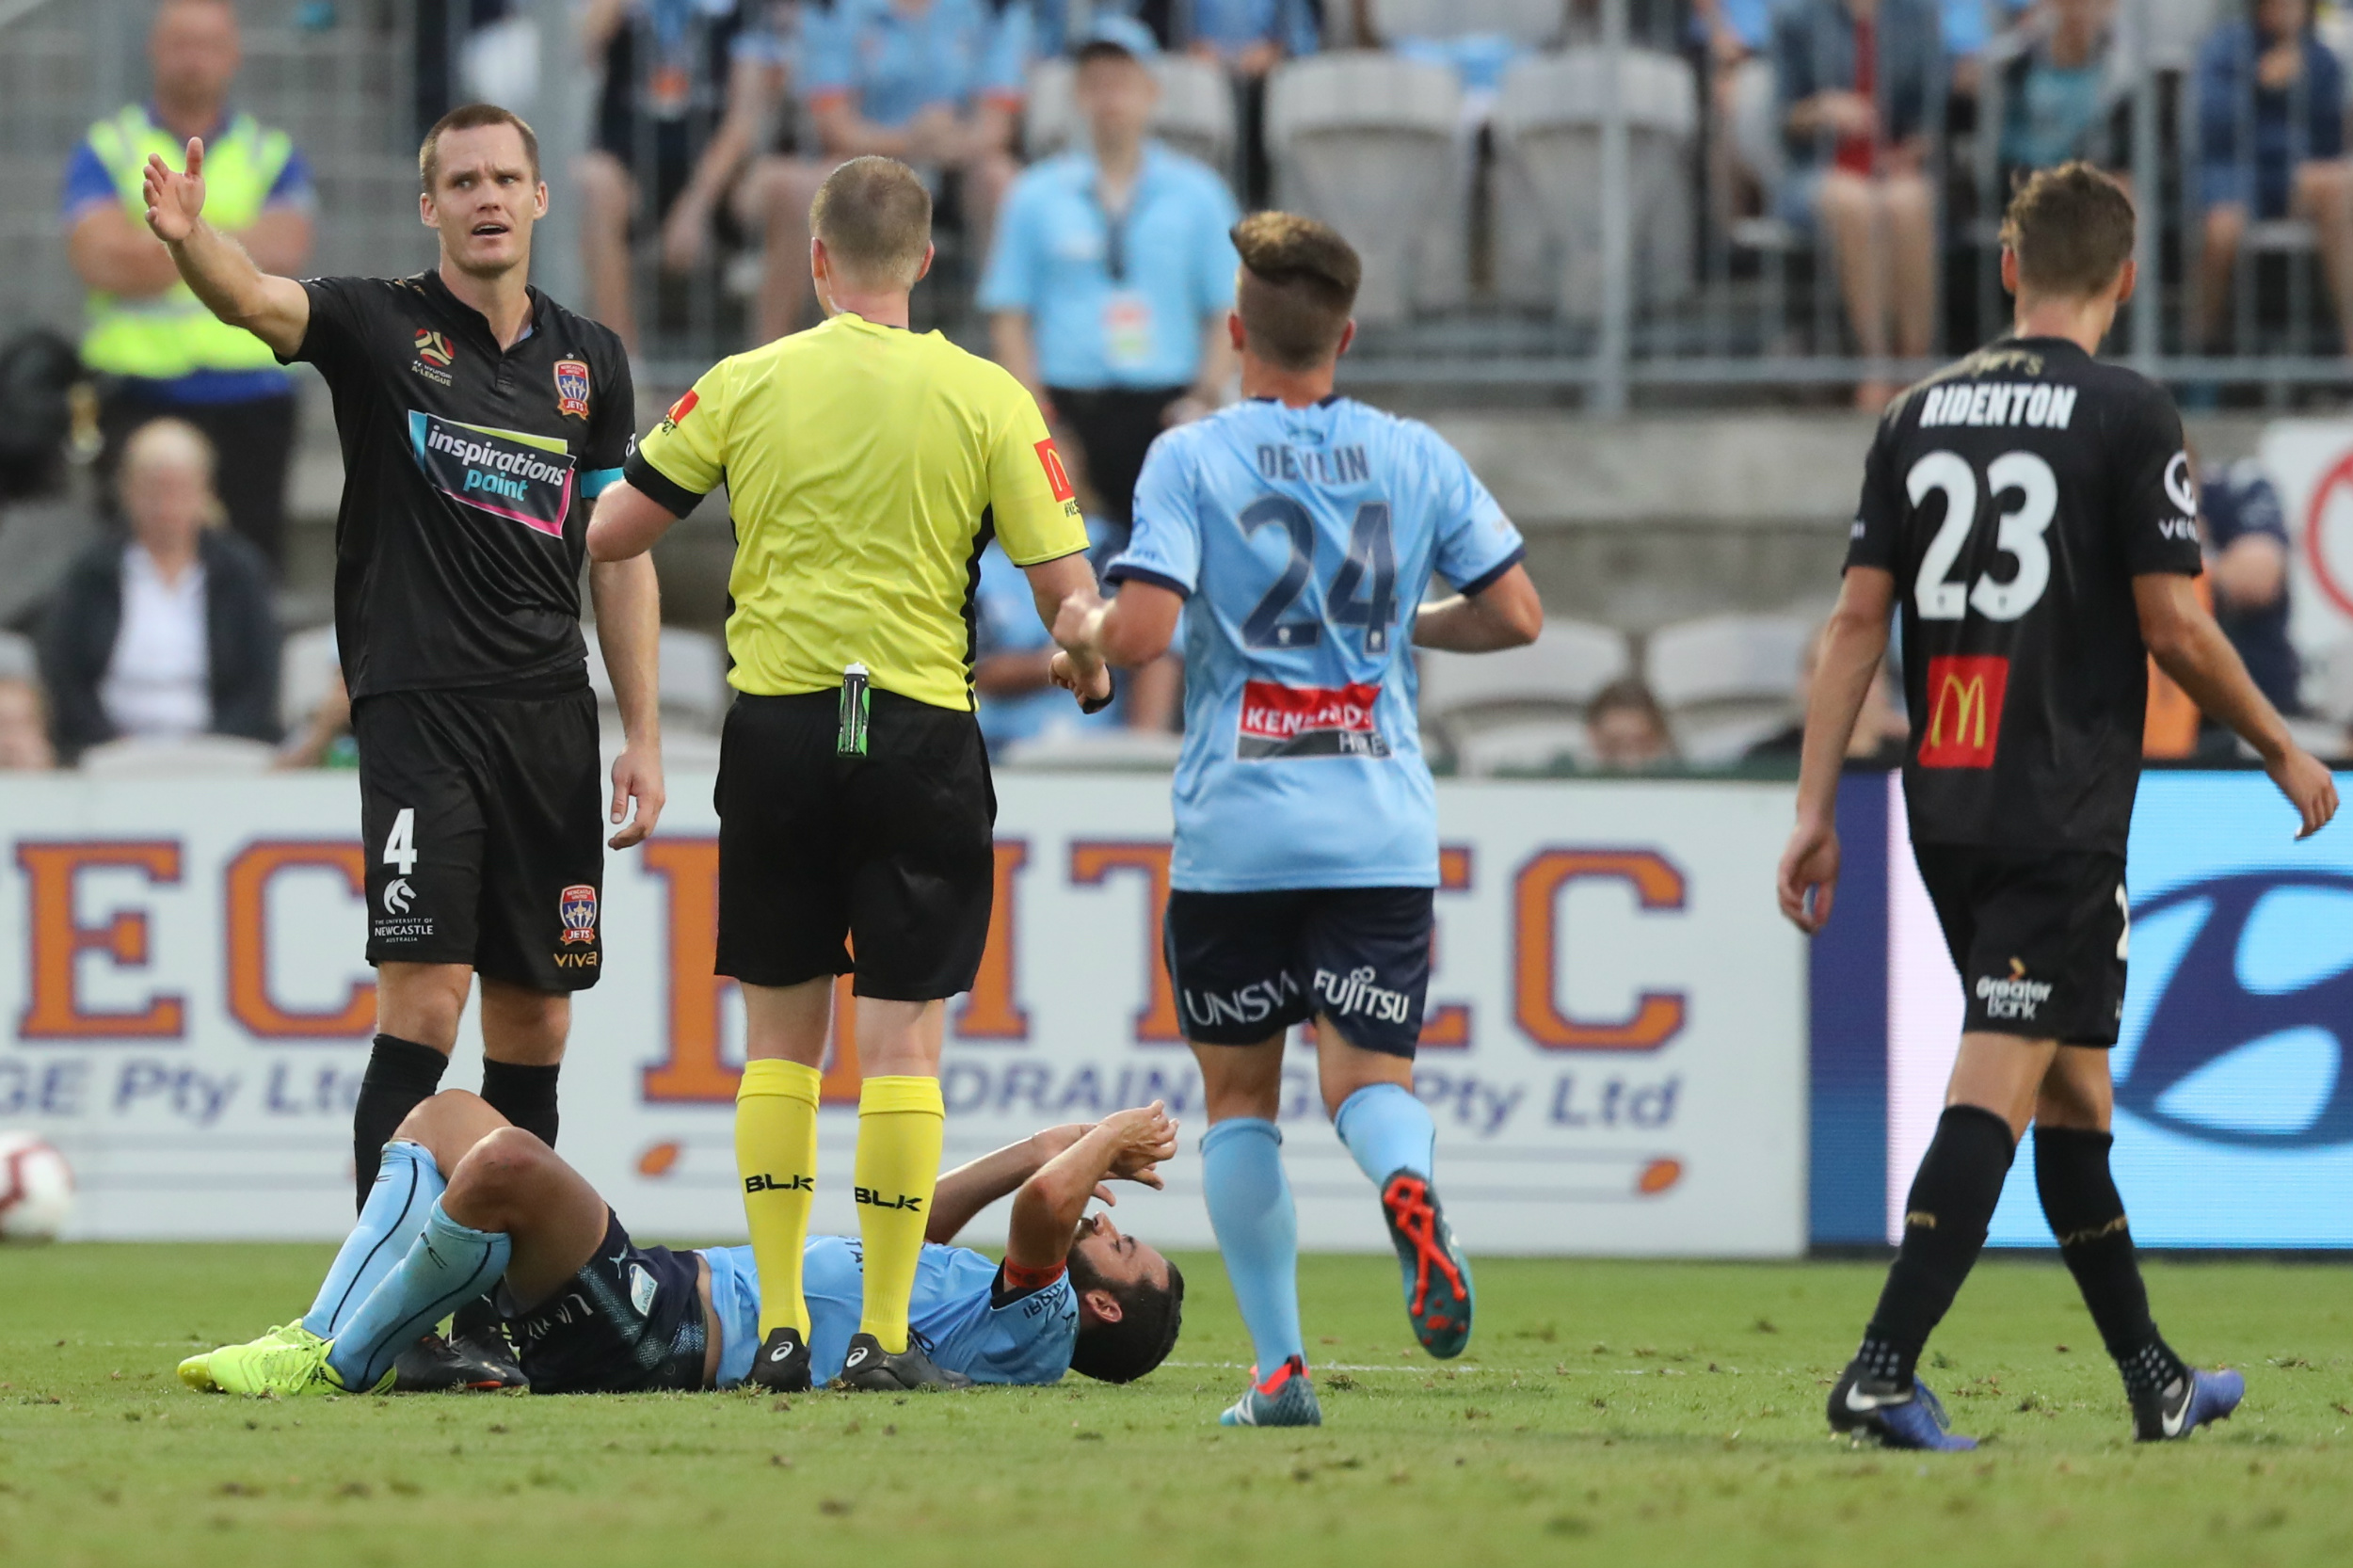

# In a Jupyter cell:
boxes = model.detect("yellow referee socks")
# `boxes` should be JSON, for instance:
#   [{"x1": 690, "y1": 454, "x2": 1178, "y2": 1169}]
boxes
[
  {"x1": 853, "y1": 1075, "x2": 946, "y2": 1354},
  {"x1": 737, "y1": 1059, "x2": 823, "y2": 1339}
]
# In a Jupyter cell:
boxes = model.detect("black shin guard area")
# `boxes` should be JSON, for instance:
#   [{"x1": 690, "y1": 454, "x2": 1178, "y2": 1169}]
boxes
[
  {"x1": 479, "y1": 1058, "x2": 562, "y2": 1150},
  {"x1": 1863, "y1": 1105, "x2": 2017, "y2": 1384},
  {"x1": 353, "y1": 1035, "x2": 451, "y2": 1211},
  {"x1": 2035, "y1": 1125, "x2": 2185, "y2": 1394}
]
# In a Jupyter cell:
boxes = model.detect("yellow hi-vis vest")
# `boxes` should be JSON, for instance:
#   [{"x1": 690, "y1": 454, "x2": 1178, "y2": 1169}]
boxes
[{"x1": 79, "y1": 105, "x2": 295, "y2": 379}]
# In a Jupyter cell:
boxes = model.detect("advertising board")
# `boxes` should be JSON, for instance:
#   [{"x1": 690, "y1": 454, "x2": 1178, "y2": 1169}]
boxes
[{"x1": 0, "y1": 774, "x2": 1808, "y2": 1256}]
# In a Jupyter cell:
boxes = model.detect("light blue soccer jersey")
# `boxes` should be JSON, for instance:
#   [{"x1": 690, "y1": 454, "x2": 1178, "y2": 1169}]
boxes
[
  {"x1": 1107, "y1": 397, "x2": 1524, "y2": 891},
  {"x1": 702, "y1": 1238, "x2": 1079, "y2": 1387}
]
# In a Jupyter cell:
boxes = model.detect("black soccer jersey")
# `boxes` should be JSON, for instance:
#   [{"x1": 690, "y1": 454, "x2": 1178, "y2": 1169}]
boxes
[
  {"x1": 285, "y1": 270, "x2": 634, "y2": 699},
  {"x1": 1846, "y1": 336, "x2": 2203, "y2": 855}
]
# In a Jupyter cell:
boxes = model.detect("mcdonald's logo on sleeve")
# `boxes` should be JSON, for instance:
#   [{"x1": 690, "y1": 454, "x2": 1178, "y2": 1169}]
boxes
[
  {"x1": 1918, "y1": 655, "x2": 2009, "y2": 768},
  {"x1": 1035, "y1": 439, "x2": 1076, "y2": 503}
]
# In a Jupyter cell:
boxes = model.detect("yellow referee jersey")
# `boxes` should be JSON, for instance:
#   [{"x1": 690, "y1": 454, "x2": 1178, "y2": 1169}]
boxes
[{"x1": 631, "y1": 311, "x2": 1089, "y2": 711}]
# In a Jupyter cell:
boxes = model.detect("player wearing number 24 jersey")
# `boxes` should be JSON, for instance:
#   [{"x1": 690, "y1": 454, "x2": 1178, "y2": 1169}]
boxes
[
  {"x1": 1072, "y1": 214, "x2": 1543, "y2": 1429},
  {"x1": 1779, "y1": 165, "x2": 2337, "y2": 1453}
]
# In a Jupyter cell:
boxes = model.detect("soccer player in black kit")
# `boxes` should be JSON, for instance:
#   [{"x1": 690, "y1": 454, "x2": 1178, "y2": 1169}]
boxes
[
  {"x1": 142, "y1": 104, "x2": 665, "y2": 1387},
  {"x1": 1779, "y1": 165, "x2": 2339, "y2": 1450}
]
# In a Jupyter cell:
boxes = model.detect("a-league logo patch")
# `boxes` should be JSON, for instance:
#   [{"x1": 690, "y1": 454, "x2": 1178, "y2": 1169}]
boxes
[
  {"x1": 662, "y1": 389, "x2": 697, "y2": 430},
  {"x1": 414, "y1": 329, "x2": 454, "y2": 368},
  {"x1": 559, "y1": 883, "x2": 599, "y2": 943},
  {"x1": 553, "y1": 359, "x2": 592, "y2": 420}
]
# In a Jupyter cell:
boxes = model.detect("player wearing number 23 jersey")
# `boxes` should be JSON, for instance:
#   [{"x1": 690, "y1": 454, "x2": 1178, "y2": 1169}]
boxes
[
  {"x1": 1110, "y1": 399, "x2": 1525, "y2": 894},
  {"x1": 1851, "y1": 335, "x2": 2202, "y2": 860}
]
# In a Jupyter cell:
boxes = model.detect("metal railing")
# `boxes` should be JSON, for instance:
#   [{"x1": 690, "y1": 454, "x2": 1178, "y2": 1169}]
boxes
[{"x1": 6, "y1": 0, "x2": 2350, "y2": 408}]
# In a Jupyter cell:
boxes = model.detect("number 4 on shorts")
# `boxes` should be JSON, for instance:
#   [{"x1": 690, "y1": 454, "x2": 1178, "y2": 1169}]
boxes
[{"x1": 383, "y1": 808, "x2": 419, "y2": 875}]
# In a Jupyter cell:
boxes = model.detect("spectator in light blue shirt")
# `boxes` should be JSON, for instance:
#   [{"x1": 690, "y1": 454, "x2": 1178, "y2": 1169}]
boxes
[
  {"x1": 739, "y1": 0, "x2": 1031, "y2": 340},
  {"x1": 1182, "y1": 0, "x2": 1321, "y2": 205},
  {"x1": 981, "y1": 22, "x2": 1240, "y2": 542}
]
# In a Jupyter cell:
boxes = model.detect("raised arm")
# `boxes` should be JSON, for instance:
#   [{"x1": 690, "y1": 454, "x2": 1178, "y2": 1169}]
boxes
[
  {"x1": 2135, "y1": 572, "x2": 2337, "y2": 838},
  {"x1": 142, "y1": 138, "x2": 311, "y2": 360},
  {"x1": 1004, "y1": 1104, "x2": 1177, "y2": 1272}
]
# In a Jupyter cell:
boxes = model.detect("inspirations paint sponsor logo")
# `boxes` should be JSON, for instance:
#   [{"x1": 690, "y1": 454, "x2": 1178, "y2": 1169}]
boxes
[
  {"x1": 1236, "y1": 679, "x2": 1391, "y2": 760},
  {"x1": 407, "y1": 410, "x2": 576, "y2": 536}
]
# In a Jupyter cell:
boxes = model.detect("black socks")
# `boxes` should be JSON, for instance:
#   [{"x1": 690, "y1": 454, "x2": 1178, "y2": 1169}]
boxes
[
  {"x1": 479, "y1": 1059, "x2": 562, "y2": 1150},
  {"x1": 2035, "y1": 1125, "x2": 2189, "y2": 1399},
  {"x1": 1860, "y1": 1104, "x2": 2017, "y2": 1386},
  {"x1": 353, "y1": 1034, "x2": 450, "y2": 1210}
]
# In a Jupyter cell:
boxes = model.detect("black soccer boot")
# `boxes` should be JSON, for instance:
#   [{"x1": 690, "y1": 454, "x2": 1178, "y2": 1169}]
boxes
[
  {"x1": 749, "y1": 1325, "x2": 812, "y2": 1393},
  {"x1": 833, "y1": 1331, "x2": 971, "y2": 1392},
  {"x1": 392, "y1": 1331, "x2": 525, "y2": 1393}
]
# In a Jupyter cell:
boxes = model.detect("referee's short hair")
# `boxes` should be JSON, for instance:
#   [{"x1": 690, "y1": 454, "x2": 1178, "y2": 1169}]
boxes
[
  {"x1": 811, "y1": 157, "x2": 933, "y2": 291},
  {"x1": 1231, "y1": 212, "x2": 1361, "y2": 371},
  {"x1": 2002, "y1": 162, "x2": 2135, "y2": 298},
  {"x1": 419, "y1": 103, "x2": 541, "y2": 194}
]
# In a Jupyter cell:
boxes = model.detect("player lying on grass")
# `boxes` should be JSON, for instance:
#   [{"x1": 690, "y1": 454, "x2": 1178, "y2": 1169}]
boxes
[{"x1": 179, "y1": 1095, "x2": 1182, "y2": 1397}]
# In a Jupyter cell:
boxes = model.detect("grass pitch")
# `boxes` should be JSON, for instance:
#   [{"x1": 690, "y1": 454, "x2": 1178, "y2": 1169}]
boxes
[{"x1": 3, "y1": 1245, "x2": 2349, "y2": 1567}]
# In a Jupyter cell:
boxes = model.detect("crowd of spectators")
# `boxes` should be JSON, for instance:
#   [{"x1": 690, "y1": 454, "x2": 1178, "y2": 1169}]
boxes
[{"x1": 2, "y1": 0, "x2": 2346, "y2": 776}]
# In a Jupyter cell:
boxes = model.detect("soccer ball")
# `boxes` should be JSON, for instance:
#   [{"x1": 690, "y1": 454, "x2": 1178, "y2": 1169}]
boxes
[{"x1": 0, "y1": 1131, "x2": 74, "y2": 1242}]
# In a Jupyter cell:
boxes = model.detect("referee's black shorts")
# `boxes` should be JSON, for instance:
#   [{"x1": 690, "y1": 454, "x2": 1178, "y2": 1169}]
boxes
[
  {"x1": 715, "y1": 688, "x2": 996, "y2": 1000},
  {"x1": 353, "y1": 687, "x2": 605, "y2": 992}
]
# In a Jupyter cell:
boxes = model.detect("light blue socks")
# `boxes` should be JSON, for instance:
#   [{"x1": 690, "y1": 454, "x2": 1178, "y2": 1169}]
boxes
[
  {"x1": 325, "y1": 1199, "x2": 511, "y2": 1391},
  {"x1": 1334, "y1": 1083, "x2": 1436, "y2": 1189},
  {"x1": 1200, "y1": 1117, "x2": 1305, "y2": 1377},
  {"x1": 303, "y1": 1140, "x2": 445, "y2": 1338}
]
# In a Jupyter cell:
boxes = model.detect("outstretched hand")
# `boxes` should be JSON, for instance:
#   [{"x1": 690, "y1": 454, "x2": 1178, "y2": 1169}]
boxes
[{"x1": 142, "y1": 138, "x2": 207, "y2": 245}]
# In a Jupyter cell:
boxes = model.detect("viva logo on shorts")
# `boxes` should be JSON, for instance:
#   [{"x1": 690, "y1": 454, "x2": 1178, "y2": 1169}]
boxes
[{"x1": 407, "y1": 409, "x2": 575, "y2": 536}]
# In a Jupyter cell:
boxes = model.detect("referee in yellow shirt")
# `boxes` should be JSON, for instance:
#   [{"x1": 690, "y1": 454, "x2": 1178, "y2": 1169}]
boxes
[{"x1": 587, "y1": 157, "x2": 1110, "y2": 1392}]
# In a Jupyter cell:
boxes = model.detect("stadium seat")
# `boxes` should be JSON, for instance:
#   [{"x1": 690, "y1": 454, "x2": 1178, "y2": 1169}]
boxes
[
  {"x1": 1449, "y1": 715, "x2": 1590, "y2": 776},
  {"x1": 79, "y1": 735, "x2": 280, "y2": 776},
  {"x1": 1418, "y1": 619, "x2": 1630, "y2": 716},
  {"x1": 277, "y1": 624, "x2": 340, "y2": 734},
  {"x1": 1724, "y1": 55, "x2": 1799, "y2": 256},
  {"x1": 1492, "y1": 48, "x2": 1699, "y2": 320},
  {"x1": 1645, "y1": 612, "x2": 1812, "y2": 765},
  {"x1": 1418, "y1": 618, "x2": 1631, "y2": 769},
  {"x1": 1022, "y1": 55, "x2": 1238, "y2": 171},
  {"x1": 1264, "y1": 54, "x2": 1465, "y2": 324},
  {"x1": 1365, "y1": 0, "x2": 1569, "y2": 48},
  {"x1": 583, "y1": 626, "x2": 731, "y2": 734}
]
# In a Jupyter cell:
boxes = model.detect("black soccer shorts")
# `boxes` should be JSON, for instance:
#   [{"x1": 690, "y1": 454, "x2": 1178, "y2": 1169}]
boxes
[
  {"x1": 503, "y1": 1210, "x2": 710, "y2": 1394},
  {"x1": 1913, "y1": 843, "x2": 2129, "y2": 1045},
  {"x1": 715, "y1": 688, "x2": 996, "y2": 1000},
  {"x1": 353, "y1": 687, "x2": 605, "y2": 992},
  {"x1": 1163, "y1": 887, "x2": 1435, "y2": 1058}
]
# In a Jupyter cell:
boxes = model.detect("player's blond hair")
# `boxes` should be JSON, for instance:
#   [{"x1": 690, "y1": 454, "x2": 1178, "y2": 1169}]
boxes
[
  {"x1": 810, "y1": 157, "x2": 934, "y2": 292},
  {"x1": 1231, "y1": 212, "x2": 1361, "y2": 372},
  {"x1": 2003, "y1": 162, "x2": 2136, "y2": 299}
]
